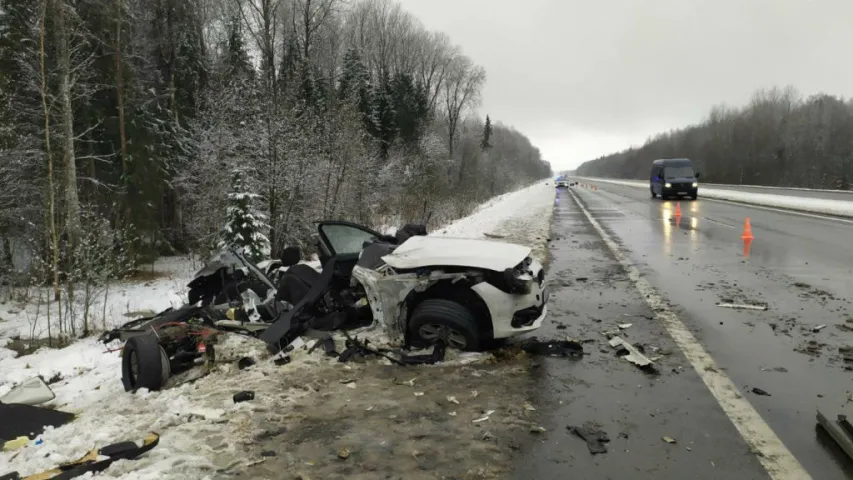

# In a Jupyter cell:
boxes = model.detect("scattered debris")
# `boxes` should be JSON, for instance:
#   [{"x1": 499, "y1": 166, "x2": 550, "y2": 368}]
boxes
[
  {"x1": 470, "y1": 390, "x2": 479, "y2": 399},
  {"x1": 568, "y1": 422, "x2": 610, "y2": 454},
  {"x1": 609, "y1": 336, "x2": 655, "y2": 370},
  {"x1": 394, "y1": 377, "x2": 417, "y2": 387},
  {"x1": 523, "y1": 402, "x2": 536, "y2": 411},
  {"x1": 618, "y1": 323, "x2": 632, "y2": 329},
  {"x1": 337, "y1": 447, "x2": 350, "y2": 460},
  {"x1": 483, "y1": 233, "x2": 505, "y2": 239},
  {"x1": 237, "y1": 357, "x2": 256, "y2": 370},
  {"x1": 447, "y1": 396, "x2": 460, "y2": 405},
  {"x1": 715, "y1": 302, "x2": 768, "y2": 311},
  {"x1": 0, "y1": 403, "x2": 74, "y2": 442},
  {"x1": 529, "y1": 425, "x2": 547, "y2": 434},
  {"x1": 663, "y1": 436, "x2": 677, "y2": 444},
  {"x1": 414, "y1": 392, "x2": 424, "y2": 397},
  {"x1": 520, "y1": 339, "x2": 584, "y2": 358},
  {"x1": 273, "y1": 355, "x2": 291, "y2": 366},
  {"x1": 233, "y1": 391, "x2": 255, "y2": 403},
  {"x1": 751, "y1": 387, "x2": 771, "y2": 396},
  {"x1": 816, "y1": 409, "x2": 853, "y2": 463},
  {"x1": 2, "y1": 433, "x2": 159, "y2": 480},
  {"x1": 576, "y1": 277, "x2": 589, "y2": 282},
  {"x1": 0, "y1": 376, "x2": 56, "y2": 406},
  {"x1": 472, "y1": 410, "x2": 496, "y2": 423},
  {"x1": 261, "y1": 451, "x2": 277, "y2": 457},
  {"x1": 813, "y1": 324, "x2": 827, "y2": 333}
]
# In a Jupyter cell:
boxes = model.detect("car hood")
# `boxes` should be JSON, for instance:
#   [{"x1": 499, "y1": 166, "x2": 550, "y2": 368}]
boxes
[{"x1": 381, "y1": 236, "x2": 531, "y2": 271}]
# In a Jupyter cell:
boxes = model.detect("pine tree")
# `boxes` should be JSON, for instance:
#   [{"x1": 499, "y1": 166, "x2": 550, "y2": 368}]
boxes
[
  {"x1": 481, "y1": 115, "x2": 493, "y2": 151},
  {"x1": 219, "y1": 166, "x2": 270, "y2": 262}
]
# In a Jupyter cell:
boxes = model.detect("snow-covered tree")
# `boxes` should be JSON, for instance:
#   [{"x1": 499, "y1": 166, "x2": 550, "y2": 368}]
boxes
[{"x1": 219, "y1": 167, "x2": 270, "y2": 262}]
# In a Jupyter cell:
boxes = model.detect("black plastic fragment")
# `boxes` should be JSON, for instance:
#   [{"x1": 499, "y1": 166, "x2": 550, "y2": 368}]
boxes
[{"x1": 233, "y1": 391, "x2": 255, "y2": 403}]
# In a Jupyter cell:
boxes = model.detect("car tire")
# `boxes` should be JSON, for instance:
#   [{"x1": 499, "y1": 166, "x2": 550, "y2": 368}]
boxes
[
  {"x1": 121, "y1": 334, "x2": 169, "y2": 393},
  {"x1": 650, "y1": 189, "x2": 657, "y2": 198},
  {"x1": 408, "y1": 299, "x2": 481, "y2": 351},
  {"x1": 690, "y1": 194, "x2": 698, "y2": 200}
]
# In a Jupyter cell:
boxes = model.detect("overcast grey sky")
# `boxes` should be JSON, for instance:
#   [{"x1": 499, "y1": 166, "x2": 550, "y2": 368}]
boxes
[{"x1": 401, "y1": 0, "x2": 853, "y2": 171}]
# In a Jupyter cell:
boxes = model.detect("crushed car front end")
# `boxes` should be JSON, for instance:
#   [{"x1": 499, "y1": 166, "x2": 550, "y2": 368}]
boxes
[{"x1": 473, "y1": 256, "x2": 548, "y2": 339}]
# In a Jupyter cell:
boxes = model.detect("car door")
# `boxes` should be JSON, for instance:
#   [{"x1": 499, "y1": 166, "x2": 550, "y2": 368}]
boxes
[{"x1": 317, "y1": 221, "x2": 385, "y2": 277}]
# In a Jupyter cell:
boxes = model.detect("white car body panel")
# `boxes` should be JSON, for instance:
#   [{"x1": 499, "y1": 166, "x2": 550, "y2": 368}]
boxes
[
  {"x1": 352, "y1": 256, "x2": 548, "y2": 343},
  {"x1": 382, "y1": 236, "x2": 531, "y2": 271}
]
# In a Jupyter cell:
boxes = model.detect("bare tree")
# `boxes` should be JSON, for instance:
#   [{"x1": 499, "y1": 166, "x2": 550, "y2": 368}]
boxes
[
  {"x1": 441, "y1": 55, "x2": 484, "y2": 164},
  {"x1": 54, "y1": 0, "x2": 82, "y2": 252}
]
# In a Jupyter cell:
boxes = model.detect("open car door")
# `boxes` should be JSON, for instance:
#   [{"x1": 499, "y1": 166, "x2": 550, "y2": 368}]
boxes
[{"x1": 317, "y1": 221, "x2": 385, "y2": 278}]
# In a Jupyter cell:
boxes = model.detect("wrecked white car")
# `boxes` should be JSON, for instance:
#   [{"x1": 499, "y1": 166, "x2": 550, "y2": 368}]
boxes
[
  {"x1": 260, "y1": 221, "x2": 549, "y2": 352},
  {"x1": 103, "y1": 221, "x2": 549, "y2": 392}
]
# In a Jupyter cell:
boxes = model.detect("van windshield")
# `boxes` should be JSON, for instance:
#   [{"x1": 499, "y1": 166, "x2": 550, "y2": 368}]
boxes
[{"x1": 664, "y1": 166, "x2": 695, "y2": 179}]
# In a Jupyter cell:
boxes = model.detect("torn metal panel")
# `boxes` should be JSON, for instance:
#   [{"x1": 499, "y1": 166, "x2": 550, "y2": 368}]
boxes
[
  {"x1": 817, "y1": 408, "x2": 853, "y2": 462},
  {"x1": 609, "y1": 336, "x2": 654, "y2": 368},
  {"x1": 351, "y1": 265, "x2": 481, "y2": 341}
]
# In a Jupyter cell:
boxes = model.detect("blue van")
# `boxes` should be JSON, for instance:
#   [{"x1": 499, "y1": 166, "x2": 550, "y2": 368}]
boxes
[{"x1": 650, "y1": 158, "x2": 700, "y2": 200}]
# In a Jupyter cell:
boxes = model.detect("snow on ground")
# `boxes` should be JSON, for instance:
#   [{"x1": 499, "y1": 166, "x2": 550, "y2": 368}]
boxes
[
  {"x1": 433, "y1": 179, "x2": 556, "y2": 263},
  {"x1": 578, "y1": 177, "x2": 853, "y2": 218},
  {"x1": 0, "y1": 179, "x2": 556, "y2": 479},
  {"x1": 0, "y1": 256, "x2": 196, "y2": 342}
]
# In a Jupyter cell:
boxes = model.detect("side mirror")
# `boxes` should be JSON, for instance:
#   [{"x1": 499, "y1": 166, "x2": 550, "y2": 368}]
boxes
[{"x1": 279, "y1": 246, "x2": 301, "y2": 267}]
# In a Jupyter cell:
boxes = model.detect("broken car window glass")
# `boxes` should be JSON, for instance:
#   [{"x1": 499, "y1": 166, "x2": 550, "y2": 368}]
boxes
[{"x1": 321, "y1": 224, "x2": 378, "y2": 255}]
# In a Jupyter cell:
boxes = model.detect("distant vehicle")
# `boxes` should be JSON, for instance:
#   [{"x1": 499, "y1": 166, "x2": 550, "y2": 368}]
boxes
[
  {"x1": 556, "y1": 180, "x2": 570, "y2": 188},
  {"x1": 650, "y1": 158, "x2": 700, "y2": 200}
]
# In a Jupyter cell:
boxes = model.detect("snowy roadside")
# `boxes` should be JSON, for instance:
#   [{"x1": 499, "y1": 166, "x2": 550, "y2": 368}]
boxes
[
  {"x1": 578, "y1": 177, "x2": 853, "y2": 218},
  {"x1": 0, "y1": 179, "x2": 556, "y2": 479}
]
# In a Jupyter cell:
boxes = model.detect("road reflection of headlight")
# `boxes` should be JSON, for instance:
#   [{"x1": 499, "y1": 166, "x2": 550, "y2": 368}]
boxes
[{"x1": 691, "y1": 217, "x2": 698, "y2": 229}]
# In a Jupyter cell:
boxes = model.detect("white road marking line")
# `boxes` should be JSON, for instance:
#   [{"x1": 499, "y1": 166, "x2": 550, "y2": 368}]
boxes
[
  {"x1": 700, "y1": 196, "x2": 853, "y2": 225},
  {"x1": 567, "y1": 188, "x2": 811, "y2": 480},
  {"x1": 704, "y1": 217, "x2": 736, "y2": 229}
]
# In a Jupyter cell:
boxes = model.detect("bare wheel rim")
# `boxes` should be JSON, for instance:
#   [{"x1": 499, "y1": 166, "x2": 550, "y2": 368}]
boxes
[{"x1": 418, "y1": 324, "x2": 468, "y2": 349}]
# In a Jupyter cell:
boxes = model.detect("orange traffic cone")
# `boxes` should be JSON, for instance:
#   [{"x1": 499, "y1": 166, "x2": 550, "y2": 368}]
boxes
[{"x1": 741, "y1": 218, "x2": 754, "y2": 240}]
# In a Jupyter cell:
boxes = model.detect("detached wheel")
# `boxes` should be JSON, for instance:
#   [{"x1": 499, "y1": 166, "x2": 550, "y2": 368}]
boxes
[
  {"x1": 122, "y1": 334, "x2": 170, "y2": 392},
  {"x1": 408, "y1": 299, "x2": 481, "y2": 351}
]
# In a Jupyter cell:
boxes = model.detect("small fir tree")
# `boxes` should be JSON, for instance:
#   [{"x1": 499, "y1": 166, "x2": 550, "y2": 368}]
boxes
[{"x1": 219, "y1": 167, "x2": 270, "y2": 262}]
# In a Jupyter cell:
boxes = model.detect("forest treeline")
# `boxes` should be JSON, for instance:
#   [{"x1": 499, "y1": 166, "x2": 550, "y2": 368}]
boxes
[
  {"x1": 0, "y1": 0, "x2": 552, "y2": 295},
  {"x1": 577, "y1": 87, "x2": 853, "y2": 189}
]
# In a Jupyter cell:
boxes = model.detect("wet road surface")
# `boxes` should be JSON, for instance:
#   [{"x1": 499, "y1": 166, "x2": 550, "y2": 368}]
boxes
[{"x1": 517, "y1": 183, "x2": 853, "y2": 479}]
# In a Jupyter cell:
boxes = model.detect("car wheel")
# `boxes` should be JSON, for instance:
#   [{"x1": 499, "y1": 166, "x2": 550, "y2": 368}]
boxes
[
  {"x1": 121, "y1": 334, "x2": 170, "y2": 393},
  {"x1": 650, "y1": 189, "x2": 657, "y2": 198},
  {"x1": 690, "y1": 194, "x2": 698, "y2": 200},
  {"x1": 408, "y1": 299, "x2": 481, "y2": 351}
]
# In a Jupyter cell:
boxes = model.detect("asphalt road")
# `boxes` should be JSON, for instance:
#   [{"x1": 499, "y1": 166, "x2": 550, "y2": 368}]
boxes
[{"x1": 516, "y1": 182, "x2": 853, "y2": 479}]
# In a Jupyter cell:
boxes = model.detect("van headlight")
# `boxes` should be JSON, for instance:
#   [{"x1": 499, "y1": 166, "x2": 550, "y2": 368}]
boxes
[
  {"x1": 692, "y1": 182, "x2": 698, "y2": 187},
  {"x1": 664, "y1": 183, "x2": 672, "y2": 188}
]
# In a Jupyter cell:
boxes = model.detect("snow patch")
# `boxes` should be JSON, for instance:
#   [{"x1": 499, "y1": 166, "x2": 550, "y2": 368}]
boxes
[{"x1": 580, "y1": 177, "x2": 853, "y2": 218}]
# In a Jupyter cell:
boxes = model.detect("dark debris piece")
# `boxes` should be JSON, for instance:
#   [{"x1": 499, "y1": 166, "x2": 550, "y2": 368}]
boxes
[
  {"x1": 568, "y1": 422, "x2": 610, "y2": 454},
  {"x1": 751, "y1": 387, "x2": 771, "y2": 396},
  {"x1": 237, "y1": 357, "x2": 256, "y2": 370},
  {"x1": 521, "y1": 339, "x2": 584, "y2": 358}
]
